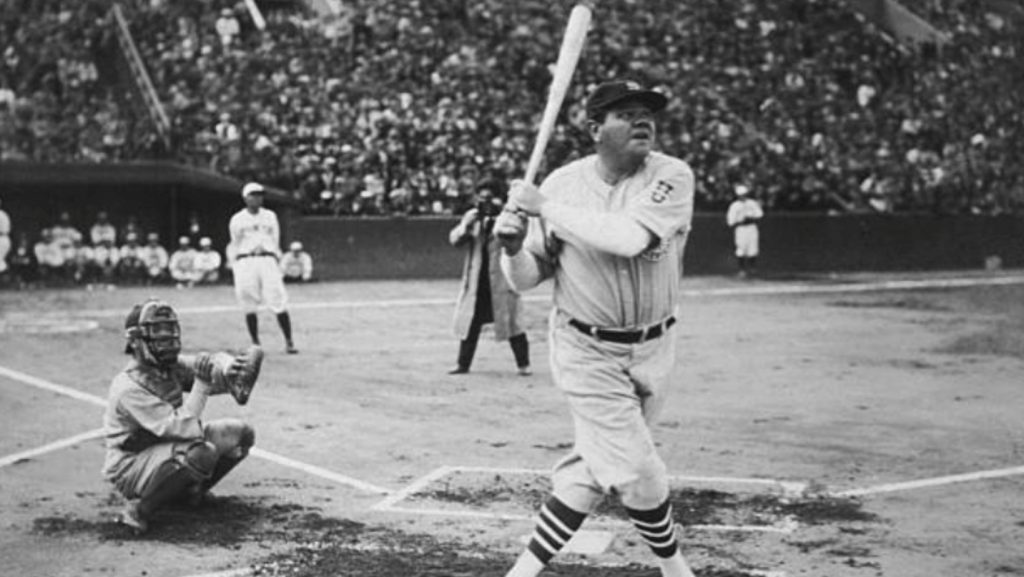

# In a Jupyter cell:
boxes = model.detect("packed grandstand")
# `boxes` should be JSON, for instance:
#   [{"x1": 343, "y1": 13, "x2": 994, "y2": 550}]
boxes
[{"x1": 1, "y1": 0, "x2": 1021, "y2": 216}]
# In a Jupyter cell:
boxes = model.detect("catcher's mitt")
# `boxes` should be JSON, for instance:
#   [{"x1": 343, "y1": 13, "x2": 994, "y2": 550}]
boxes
[
  {"x1": 220, "y1": 345, "x2": 264, "y2": 405},
  {"x1": 192, "y1": 346, "x2": 264, "y2": 405}
]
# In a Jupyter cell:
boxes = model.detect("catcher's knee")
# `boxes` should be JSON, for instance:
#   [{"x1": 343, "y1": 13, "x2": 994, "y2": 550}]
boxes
[
  {"x1": 205, "y1": 419, "x2": 255, "y2": 458},
  {"x1": 181, "y1": 441, "x2": 218, "y2": 478}
]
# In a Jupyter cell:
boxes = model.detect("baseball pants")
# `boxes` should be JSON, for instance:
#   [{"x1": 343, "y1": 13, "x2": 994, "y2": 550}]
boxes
[
  {"x1": 233, "y1": 256, "x2": 287, "y2": 313},
  {"x1": 547, "y1": 309, "x2": 678, "y2": 513}
]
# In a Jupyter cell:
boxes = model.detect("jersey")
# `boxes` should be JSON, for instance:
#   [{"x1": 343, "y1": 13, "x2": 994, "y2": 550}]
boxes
[
  {"x1": 101, "y1": 359, "x2": 202, "y2": 483},
  {"x1": 228, "y1": 208, "x2": 281, "y2": 259},
  {"x1": 526, "y1": 152, "x2": 695, "y2": 328}
]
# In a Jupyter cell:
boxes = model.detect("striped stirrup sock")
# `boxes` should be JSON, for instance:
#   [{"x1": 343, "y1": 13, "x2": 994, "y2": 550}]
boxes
[
  {"x1": 526, "y1": 496, "x2": 587, "y2": 565},
  {"x1": 626, "y1": 499, "x2": 680, "y2": 558}
]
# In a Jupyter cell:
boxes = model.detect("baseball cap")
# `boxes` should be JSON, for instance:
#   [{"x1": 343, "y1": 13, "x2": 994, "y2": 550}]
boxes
[
  {"x1": 178, "y1": 236, "x2": 190, "y2": 245},
  {"x1": 241, "y1": 182, "x2": 266, "y2": 199},
  {"x1": 585, "y1": 80, "x2": 668, "y2": 118},
  {"x1": 289, "y1": 241, "x2": 303, "y2": 251},
  {"x1": 199, "y1": 237, "x2": 212, "y2": 247}
]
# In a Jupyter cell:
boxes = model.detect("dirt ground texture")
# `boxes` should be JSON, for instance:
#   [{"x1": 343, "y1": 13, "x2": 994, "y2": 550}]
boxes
[{"x1": 1, "y1": 271, "x2": 1023, "y2": 577}]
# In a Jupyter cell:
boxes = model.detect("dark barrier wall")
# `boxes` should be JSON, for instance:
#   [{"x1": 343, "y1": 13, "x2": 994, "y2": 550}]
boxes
[
  {"x1": 293, "y1": 214, "x2": 1024, "y2": 280},
  {"x1": 0, "y1": 162, "x2": 299, "y2": 251}
]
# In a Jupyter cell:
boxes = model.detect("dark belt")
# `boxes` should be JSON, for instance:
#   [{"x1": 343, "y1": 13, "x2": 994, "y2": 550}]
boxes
[
  {"x1": 568, "y1": 316, "x2": 676, "y2": 344},
  {"x1": 237, "y1": 252, "x2": 276, "y2": 260}
]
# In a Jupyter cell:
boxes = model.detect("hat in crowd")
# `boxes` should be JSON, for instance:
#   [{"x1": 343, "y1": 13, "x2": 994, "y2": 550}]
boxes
[
  {"x1": 586, "y1": 80, "x2": 668, "y2": 118},
  {"x1": 289, "y1": 241, "x2": 303, "y2": 252},
  {"x1": 735, "y1": 184, "x2": 750, "y2": 197},
  {"x1": 199, "y1": 237, "x2": 212, "y2": 247},
  {"x1": 147, "y1": 232, "x2": 160, "y2": 242},
  {"x1": 242, "y1": 182, "x2": 266, "y2": 199}
]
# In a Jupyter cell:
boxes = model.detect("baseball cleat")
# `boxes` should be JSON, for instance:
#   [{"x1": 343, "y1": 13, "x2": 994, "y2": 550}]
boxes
[
  {"x1": 447, "y1": 366, "x2": 469, "y2": 375},
  {"x1": 286, "y1": 342, "x2": 299, "y2": 354},
  {"x1": 517, "y1": 366, "x2": 533, "y2": 376}
]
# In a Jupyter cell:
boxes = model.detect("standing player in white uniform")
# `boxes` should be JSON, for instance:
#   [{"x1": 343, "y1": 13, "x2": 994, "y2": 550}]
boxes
[
  {"x1": 495, "y1": 80, "x2": 697, "y2": 577},
  {"x1": 228, "y1": 182, "x2": 298, "y2": 354},
  {"x1": 726, "y1": 184, "x2": 763, "y2": 278}
]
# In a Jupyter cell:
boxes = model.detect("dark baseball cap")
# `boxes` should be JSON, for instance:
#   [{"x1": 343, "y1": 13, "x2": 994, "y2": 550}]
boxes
[{"x1": 586, "y1": 80, "x2": 668, "y2": 118}]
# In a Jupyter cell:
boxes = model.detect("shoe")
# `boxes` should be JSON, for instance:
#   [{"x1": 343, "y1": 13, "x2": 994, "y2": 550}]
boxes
[
  {"x1": 118, "y1": 501, "x2": 148, "y2": 534},
  {"x1": 286, "y1": 342, "x2": 298, "y2": 354},
  {"x1": 517, "y1": 366, "x2": 532, "y2": 376},
  {"x1": 448, "y1": 366, "x2": 469, "y2": 375}
]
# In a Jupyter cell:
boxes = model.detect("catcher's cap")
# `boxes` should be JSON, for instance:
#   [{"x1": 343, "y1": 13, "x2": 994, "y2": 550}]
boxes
[
  {"x1": 586, "y1": 80, "x2": 668, "y2": 118},
  {"x1": 289, "y1": 241, "x2": 303, "y2": 251},
  {"x1": 241, "y1": 182, "x2": 266, "y2": 199},
  {"x1": 199, "y1": 236, "x2": 212, "y2": 247}
]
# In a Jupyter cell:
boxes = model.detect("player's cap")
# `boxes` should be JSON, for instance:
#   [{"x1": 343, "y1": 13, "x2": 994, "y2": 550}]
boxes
[
  {"x1": 289, "y1": 241, "x2": 303, "y2": 251},
  {"x1": 586, "y1": 80, "x2": 668, "y2": 118},
  {"x1": 178, "y1": 236, "x2": 190, "y2": 245},
  {"x1": 147, "y1": 232, "x2": 159, "y2": 241},
  {"x1": 735, "y1": 184, "x2": 750, "y2": 197},
  {"x1": 199, "y1": 237, "x2": 212, "y2": 247},
  {"x1": 241, "y1": 182, "x2": 266, "y2": 199}
]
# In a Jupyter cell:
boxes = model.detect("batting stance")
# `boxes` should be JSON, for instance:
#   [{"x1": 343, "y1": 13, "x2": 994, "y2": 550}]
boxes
[
  {"x1": 228, "y1": 182, "x2": 298, "y2": 354},
  {"x1": 102, "y1": 299, "x2": 261, "y2": 533},
  {"x1": 495, "y1": 80, "x2": 697, "y2": 577}
]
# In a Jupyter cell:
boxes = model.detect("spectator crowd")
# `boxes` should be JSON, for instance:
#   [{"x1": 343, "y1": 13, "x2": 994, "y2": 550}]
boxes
[{"x1": 1, "y1": 0, "x2": 1021, "y2": 216}]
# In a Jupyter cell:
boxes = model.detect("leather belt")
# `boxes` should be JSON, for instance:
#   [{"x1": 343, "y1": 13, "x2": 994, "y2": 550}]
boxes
[
  {"x1": 568, "y1": 316, "x2": 676, "y2": 344},
  {"x1": 237, "y1": 252, "x2": 276, "y2": 260}
]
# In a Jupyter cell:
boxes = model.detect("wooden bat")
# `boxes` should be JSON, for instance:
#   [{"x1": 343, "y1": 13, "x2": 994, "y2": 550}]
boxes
[{"x1": 523, "y1": 4, "x2": 592, "y2": 186}]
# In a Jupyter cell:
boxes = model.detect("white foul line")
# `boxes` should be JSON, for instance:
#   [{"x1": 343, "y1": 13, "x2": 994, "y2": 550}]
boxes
[
  {"x1": 371, "y1": 465, "x2": 456, "y2": 511},
  {"x1": 835, "y1": 465, "x2": 1024, "y2": 497},
  {"x1": 0, "y1": 427, "x2": 107, "y2": 469},
  {"x1": 249, "y1": 448, "x2": 389, "y2": 495},
  {"x1": 0, "y1": 364, "x2": 390, "y2": 495}
]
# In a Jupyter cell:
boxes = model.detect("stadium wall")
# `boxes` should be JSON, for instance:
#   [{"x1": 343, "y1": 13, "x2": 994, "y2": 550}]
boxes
[{"x1": 293, "y1": 214, "x2": 1024, "y2": 280}]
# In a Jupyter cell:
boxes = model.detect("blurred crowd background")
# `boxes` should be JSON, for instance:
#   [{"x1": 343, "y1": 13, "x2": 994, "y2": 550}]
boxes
[{"x1": 1, "y1": 0, "x2": 1021, "y2": 217}]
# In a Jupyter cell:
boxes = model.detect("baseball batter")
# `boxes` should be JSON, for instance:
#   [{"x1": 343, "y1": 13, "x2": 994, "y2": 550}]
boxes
[
  {"x1": 726, "y1": 184, "x2": 763, "y2": 278},
  {"x1": 495, "y1": 80, "x2": 697, "y2": 577},
  {"x1": 228, "y1": 182, "x2": 298, "y2": 354},
  {"x1": 102, "y1": 299, "x2": 257, "y2": 533}
]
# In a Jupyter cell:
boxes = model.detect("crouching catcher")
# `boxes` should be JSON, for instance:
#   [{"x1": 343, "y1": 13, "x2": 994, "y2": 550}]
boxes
[{"x1": 102, "y1": 299, "x2": 262, "y2": 533}]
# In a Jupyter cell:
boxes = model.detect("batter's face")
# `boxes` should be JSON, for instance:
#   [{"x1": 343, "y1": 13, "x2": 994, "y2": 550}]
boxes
[{"x1": 591, "y1": 102, "x2": 657, "y2": 160}]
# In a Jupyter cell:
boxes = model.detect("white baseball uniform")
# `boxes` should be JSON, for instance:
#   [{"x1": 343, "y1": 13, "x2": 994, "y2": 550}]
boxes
[
  {"x1": 228, "y1": 207, "x2": 287, "y2": 313},
  {"x1": 0, "y1": 207, "x2": 10, "y2": 274},
  {"x1": 512, "y1": 151, "x2": 694, "y2": 512},
  {"x1": 726, "y1": 197, "x2": 763, "y2": 258}
]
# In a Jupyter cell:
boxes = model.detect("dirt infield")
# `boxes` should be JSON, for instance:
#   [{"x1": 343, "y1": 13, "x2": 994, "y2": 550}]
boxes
[{"x1": 2, "y1": 271, "x2": 1023, "y2": 577}]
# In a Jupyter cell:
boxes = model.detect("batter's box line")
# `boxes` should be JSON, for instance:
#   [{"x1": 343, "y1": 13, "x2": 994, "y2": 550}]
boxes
[{"x1": 370, "y1": 465, "x2": 802, "y2": 534}]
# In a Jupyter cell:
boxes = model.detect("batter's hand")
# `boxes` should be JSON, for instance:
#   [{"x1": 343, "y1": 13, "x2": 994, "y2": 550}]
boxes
[
  {"x1": 494, "y1": 209, "x2": 527, "y2": 255},
  {"x1": 507, "y1": 180, "x2": 546, "y2": 216}
]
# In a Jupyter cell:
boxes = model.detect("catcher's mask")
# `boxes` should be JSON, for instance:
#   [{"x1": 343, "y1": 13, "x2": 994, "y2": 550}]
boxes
[{"x1": 124, "y1": 299, "x2": 182, "y2": 366}]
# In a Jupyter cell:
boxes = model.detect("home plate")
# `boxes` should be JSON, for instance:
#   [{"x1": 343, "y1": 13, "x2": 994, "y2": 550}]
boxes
[{"x1": 519, "y1": 530, "x2": 615, "y2": 555}]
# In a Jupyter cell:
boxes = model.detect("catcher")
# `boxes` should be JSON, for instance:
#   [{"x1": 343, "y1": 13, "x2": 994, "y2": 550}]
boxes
[{"x1": 101, "y1": 298, "x2": 264, "y2": 533}]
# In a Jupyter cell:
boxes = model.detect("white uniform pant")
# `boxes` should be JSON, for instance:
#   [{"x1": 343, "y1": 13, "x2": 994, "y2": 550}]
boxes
[
  {"x1": 0, "y1": 234, "x2": 9, "y2": 273},
  {"x1": 547, "y1": 310, "x2": 677, "y2": 513},
  {"x1": 733, "y1": 224, "x2": 759, "y2": 258},
  {"x1": 233, "y1": 255, "x2": 287, "y2": 314}
]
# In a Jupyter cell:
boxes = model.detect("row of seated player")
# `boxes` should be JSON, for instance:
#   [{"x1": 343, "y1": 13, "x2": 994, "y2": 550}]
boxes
[{"x1": 2, "y1": 232, "x2": 313, "y2": 289}]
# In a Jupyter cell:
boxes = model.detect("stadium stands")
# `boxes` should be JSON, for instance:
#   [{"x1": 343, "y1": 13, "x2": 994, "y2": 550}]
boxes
[{"x1": 1, "y1": 0, "x2": 1021, "y2": 216}]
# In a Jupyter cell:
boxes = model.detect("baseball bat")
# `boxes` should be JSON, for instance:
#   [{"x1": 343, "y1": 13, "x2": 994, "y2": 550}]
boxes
[{"x1": 523, "y1": 4, "x2": 592, "y2": 186}]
